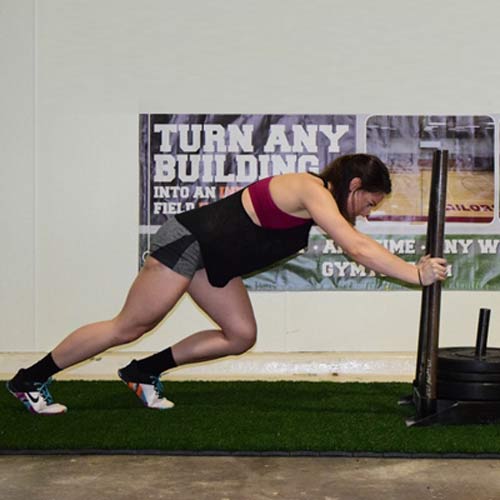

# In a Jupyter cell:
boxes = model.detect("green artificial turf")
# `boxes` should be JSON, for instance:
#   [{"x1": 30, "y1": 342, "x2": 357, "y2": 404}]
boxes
[{"x1": 1, "y1": 380, "x2": 500, "y2": 455}]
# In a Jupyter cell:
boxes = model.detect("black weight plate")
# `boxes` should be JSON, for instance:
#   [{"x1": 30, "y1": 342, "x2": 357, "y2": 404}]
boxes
[
  {"x1": 438, "y1": 347, "x2": 500, "y2": 373},
  {"x1": 438, "y1": 380, "x2": 500, "y2": 401},
  {"x1": 438, "y1": 369, "x2": 500, "y2": 383}
]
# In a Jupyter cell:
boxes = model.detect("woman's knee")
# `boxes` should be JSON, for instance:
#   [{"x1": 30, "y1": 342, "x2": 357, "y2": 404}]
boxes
[{"x1": 227, "y1": 321, "x2": 257, "y2": 354}]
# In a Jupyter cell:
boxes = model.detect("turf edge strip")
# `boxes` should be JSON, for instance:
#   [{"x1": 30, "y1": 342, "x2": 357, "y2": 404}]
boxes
[{"x1": 2, "y1": 449, "x2": 500, "y2": 459}]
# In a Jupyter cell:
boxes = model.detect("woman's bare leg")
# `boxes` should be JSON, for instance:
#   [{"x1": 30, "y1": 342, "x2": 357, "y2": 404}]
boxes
[
  {"x1": 171, "y1": 269, "x2": 257, "y2": 365},
  {"x1": 52, "y1": 257, "x2": 190, "y2": 369}
]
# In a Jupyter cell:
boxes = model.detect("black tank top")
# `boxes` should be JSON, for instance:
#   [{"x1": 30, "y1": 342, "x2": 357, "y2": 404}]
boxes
[{"x1": 176, "y1": 173, "x2": 328, "y2": 287}]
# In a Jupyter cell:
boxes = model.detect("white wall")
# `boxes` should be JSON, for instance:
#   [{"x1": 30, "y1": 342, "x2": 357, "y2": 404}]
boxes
[
  {"x1": 1, "y1": 0, "x2": 35, "y2": 350},
  {"x1": 2, "y1": 0, "x2": 500, "y2": 359}
]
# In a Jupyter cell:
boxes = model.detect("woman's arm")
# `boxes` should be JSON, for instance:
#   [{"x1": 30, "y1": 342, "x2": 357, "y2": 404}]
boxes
[{"x1": 300, "y1": 181, "x2": 447, "y2": 286}]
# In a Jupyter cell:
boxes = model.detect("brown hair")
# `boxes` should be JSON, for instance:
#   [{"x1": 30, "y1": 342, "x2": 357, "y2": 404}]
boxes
[{"x1": 319, "y1": 154, "x2": 392, "y2": 224}]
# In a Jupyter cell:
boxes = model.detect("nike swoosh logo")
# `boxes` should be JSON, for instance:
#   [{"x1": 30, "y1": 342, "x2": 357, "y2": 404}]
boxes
[{"x1": 27, "y1": 393, "x2": 40, "y2": 403}]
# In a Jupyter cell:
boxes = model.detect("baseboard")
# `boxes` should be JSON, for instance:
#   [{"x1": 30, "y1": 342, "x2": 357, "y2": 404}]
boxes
[{"x1": 0, "y1": 351, "x2": 416, "y2": 382}]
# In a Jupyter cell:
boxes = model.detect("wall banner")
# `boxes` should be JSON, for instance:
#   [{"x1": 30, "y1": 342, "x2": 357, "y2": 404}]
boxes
[{"x1": 139, "y1": 114, "x2": 499, "y2": 291}]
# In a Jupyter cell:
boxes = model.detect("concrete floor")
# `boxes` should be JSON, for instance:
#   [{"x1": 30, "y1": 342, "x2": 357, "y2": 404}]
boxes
[{"x1": 0, "y1": 455, "x2": 499, "y2": 500}]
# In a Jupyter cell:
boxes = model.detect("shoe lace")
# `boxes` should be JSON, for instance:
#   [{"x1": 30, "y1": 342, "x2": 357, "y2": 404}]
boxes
[
  {"x1": 34, "y1": 378, "x2": 54, "y2": 404},
  {"x1": 149, "y1": 376, "x2": 164, "y2": 399}
]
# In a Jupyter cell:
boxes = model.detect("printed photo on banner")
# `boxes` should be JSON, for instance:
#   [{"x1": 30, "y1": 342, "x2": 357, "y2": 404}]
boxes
[{"x1": 366, "y1": 115, "x2": 494, "y2": 224}]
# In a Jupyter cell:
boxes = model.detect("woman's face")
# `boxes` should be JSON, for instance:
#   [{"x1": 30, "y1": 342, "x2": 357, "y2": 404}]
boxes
[
  {"x1": 346, "y1": 178, "x2": 386, "y2": 219},
  {"x1": 348, "y1": 189, "x2": 385, "y2": 218}
]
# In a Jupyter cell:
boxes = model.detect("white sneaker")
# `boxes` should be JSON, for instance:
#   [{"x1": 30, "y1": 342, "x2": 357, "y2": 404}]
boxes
[
  {"x1": 122, "y1": 380, "x2": 175, "y2": 410},
  {"x1": 7, "y1": 374, "x2": 67, "y2": 415},
  {"x1": 118, "y1": 361, "x2": 174, "y2": 410}
]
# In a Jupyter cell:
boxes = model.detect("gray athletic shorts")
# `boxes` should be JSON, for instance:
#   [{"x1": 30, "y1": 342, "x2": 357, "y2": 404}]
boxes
[{"x1": 149, "y1": 216, "x2": 204, "y2": 279}]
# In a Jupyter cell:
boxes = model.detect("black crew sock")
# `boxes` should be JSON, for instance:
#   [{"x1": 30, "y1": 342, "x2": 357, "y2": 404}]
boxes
[
  {"x1": 17, "y1": 353, "x2": 61, "y2": 383},
  {"x1": 135, "y1": 347, "x2": 177, "y2": 377}
]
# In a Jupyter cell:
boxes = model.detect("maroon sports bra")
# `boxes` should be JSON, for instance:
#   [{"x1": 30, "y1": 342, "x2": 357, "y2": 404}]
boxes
[{"x1": 247, "y1": 173, "x2": 328, "y2": 229}]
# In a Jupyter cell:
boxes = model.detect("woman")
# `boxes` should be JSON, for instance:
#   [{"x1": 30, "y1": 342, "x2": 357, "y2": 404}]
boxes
[{"x1": 7, "y1": 154, "x2": 447, "y2": 414}]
